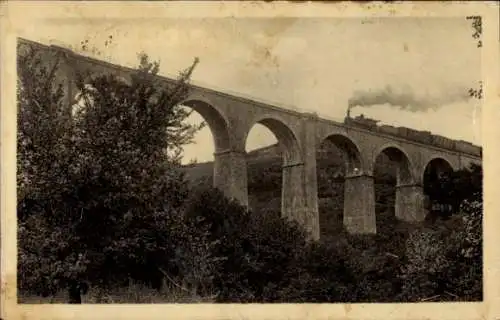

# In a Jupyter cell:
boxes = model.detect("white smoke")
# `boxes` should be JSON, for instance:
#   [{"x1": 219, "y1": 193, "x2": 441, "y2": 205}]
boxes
[{"x1": 348, "y1": 84, "x2": 471, "y2": 112}]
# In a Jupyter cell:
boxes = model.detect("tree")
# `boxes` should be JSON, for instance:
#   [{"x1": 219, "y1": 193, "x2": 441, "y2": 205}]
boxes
[
  {"x1": 397, "y1": 163, "x2": 483, "y2": 302},
  {"x1": 444, "y1": 196, "x2": 482, "y2": 300},
  {"x1": 17, "y1": 42, "x2": 85, "y2": 299},
  {"x1": 17, "y1": 40, "x2": 203, "y2": 302},
  {"x1": 16, "y1": 43, "x2": 74, "y2": 220},
  {"x1": 423, "y1": 163, "x2": 482, "y2": 219}
]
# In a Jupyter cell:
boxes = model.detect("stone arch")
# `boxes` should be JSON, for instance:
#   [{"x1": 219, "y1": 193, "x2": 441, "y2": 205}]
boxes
[
  {"x1": 319, "y1": 133, "x2": 363, "y2": 176},
  {"x1": 422, "y1": 156, "x2": 456, "y2": 218},
  {"x1": 423, "y1": 156, "x2": 456, "y2": 181},
  {"x1": 180, "y1": 97, "x2": 231, "y2": 153},
  {"x1": 179, "y1": 97, "x2": 242, "y2": 206},
  {"x1": 372, "y1": 144, "x2": 418, "y2": 230},
  {"x1": 244, "y1": 115, "x2": 304, "y2": 223},
  {"x1": 373, "y1": 144, "x2": 415, "y2": 186},
  {"x1": 244, "y1": 115, "x2": 302, "y2": 166},
  {"x1": 317, "y1": 133, "x2": 376, "y2": 235}
]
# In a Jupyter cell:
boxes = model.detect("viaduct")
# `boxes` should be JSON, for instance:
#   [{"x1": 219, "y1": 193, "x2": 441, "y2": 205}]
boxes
[{"x1": 18, "y1": 38, "x2": 482, "y2": 240}]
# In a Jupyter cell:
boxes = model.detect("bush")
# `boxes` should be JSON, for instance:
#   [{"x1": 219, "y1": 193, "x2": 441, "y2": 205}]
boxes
[
  {"x1": 442, "y1": 197, "x2": 483, "y2": 300},
  {"x1": 397, "y1": 196, "x2": 483, "y2": 302},
  {"x1": 398, "y1": 227, "x2": 450, "y2": 301},
  {"x1": 183, "y1": 186, "x2": 312, "y2": 302}
]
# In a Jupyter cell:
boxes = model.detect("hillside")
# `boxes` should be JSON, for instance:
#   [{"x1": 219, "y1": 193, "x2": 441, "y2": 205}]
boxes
[{"x1": 182, "y1": 142, "x2": 400, "y2": 239}]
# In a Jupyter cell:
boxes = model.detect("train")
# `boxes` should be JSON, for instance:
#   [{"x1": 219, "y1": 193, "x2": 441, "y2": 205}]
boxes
[
  {"x1": 455, "y1": 140, "x2": 482, "y2": 157},
  {"x1": 344, "y1": 115, "x2": 481, "y2": 156},
  {"x1": 344, "y1": 114, "x2": 379, "y2": 129}
]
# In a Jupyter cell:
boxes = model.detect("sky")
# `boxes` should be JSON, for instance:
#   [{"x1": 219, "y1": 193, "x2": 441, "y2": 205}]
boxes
[{"x1": 18, "y1": 17, "x2": 482, "y2": 164}]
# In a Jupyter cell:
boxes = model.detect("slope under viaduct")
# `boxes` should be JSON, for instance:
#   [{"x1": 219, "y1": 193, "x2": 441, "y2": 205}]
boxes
[{"x1": 18, "y1": 38, "x2": 482, "y2": 240}]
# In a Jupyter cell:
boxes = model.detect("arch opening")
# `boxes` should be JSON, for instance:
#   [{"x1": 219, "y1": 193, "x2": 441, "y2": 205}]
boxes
[
  {"x1": 373, "y1": 146, "x2": 414, "y2": 234},
  {"x1": 181, "y1": 100, "x2": 230, "y2": 154},
  {"x1": 316, "y1": 134, "x2": 362, "y2": 239},
  {"x1": 245, "y1": 118, "x2": 301, "y2": 219},
  {"x1": 423, "y1": 157, "x2": 455, "y2": 222},
  {"x1": 178, "y1": 100, "x2": 231, "y2": 190},
  {"x1": 247, "y1": 118, "x2": 302, "y2": 165}
]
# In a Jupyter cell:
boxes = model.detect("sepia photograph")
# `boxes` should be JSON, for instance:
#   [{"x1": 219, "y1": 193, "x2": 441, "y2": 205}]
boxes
[{"x1": 1, "y1": 1, "x2": 499, "y2": 320}]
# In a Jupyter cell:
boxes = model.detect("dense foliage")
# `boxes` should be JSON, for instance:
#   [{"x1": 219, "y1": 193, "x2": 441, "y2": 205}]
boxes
[
  {"x1": 17, "y1": 42, "x2": 202, "y2": 300},
  {"x1": 18, "y1": 41, "x2": 483, "y2": 303}
]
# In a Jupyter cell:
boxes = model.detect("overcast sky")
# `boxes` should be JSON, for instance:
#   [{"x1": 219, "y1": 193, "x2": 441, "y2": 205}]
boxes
[{"x1": 19, "y1": 17, "x2": 482, "y2": 164}]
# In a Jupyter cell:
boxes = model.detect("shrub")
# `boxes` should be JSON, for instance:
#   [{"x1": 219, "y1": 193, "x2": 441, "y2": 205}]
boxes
[
  {"x1": 183, "y1": 186, "x2": 312, "y2": 302},
  {"x1": 397, "y1": 195, "x2": 483, "y2": 302},
  {"x1": 441, "y1": 197, "x2": 483, "y2": 300},
  {"x1": 398, "y1": 227, "x2": 450, "y2": 301},
  {"x1": 286, "y1": 239, "x2": 356, "y2": 302}
]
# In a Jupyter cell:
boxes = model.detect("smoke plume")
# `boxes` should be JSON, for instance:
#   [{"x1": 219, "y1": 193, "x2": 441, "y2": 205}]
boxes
[{"x1": 347, "y1": 84, "x2": 471, "y2": 112}]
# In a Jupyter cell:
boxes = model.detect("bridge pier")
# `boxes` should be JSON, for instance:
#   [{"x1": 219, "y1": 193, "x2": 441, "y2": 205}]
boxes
[
  {"x1": 343, "y1": 174, "x2": 377, "y2": 234},
  {"x1": 281, "y1": 162, "x2": 307, "y2": 228},
  {"x1": 213, "y1": 150, "x2": 248, "y2": 208},
  {"x1": 301, "y1": 116, "x2": 320, "y2": 240},
  {"x1": 395, "y1": 184, "x2": 426, "y2": 222}
]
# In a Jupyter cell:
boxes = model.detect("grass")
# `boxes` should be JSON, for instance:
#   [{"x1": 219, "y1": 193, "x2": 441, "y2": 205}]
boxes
[{"x1": 19, "y1": 281, "x2": 217, "y2": 304}]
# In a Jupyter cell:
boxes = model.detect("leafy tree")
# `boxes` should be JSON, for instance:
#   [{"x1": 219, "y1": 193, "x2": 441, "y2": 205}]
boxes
[
  {"x1": 443, "y1": 197, "x2": 482, "y2": 300},
  {"x1": 397, "y1": 169, "x2": 483, "y2": 302},
  {"x1": 17, "y1": 42, "x2": 84, "y2": 299},
  {"x1": 17, "y1": 40, "x2": 202, "y2": 302},
  {"x1": 17, "y1": 43, "x2": 74, "y2": 220},
  {"x1": 450, "y1": 164, "x2": 482, "y2": 205},
  {"x1": 424, "y1": 163, "x2": 482, "y2": 217}
]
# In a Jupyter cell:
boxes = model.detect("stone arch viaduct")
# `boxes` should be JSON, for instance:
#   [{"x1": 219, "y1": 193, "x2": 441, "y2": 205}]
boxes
[{"x1": 19, "y1": 38, "x2": 482, "y2": 240}]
